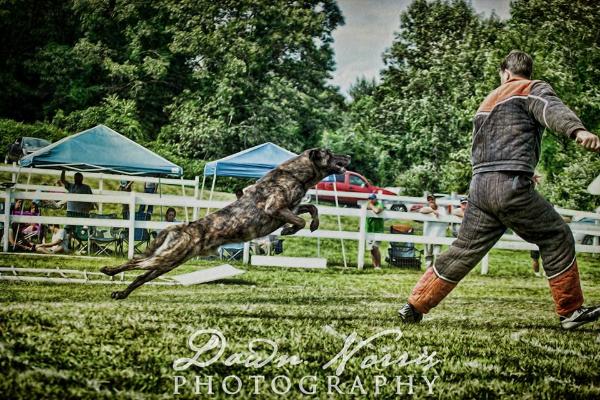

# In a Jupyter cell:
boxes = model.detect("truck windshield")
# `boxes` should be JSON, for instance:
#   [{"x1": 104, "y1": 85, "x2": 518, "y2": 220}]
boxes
[{"x1": 322, "y1": 174, "x2": 345, "y2": 182}]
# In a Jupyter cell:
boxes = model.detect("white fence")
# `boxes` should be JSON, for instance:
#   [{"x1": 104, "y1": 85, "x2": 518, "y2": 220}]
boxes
[{"x1": 1, "y1": 166, "x2": 599, "y2": 270}]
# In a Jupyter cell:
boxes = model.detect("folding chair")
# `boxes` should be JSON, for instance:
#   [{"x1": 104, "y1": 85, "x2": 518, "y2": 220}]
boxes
[
  {"x1": 66, "y1": 211, "x2": 90, "y2": 254},
  {"x1": 385, "y1": 224, "x2": 422, "y2": 269},
  {"x1": 218, "y1": 243, "x2": 244, "y2": 261},
  {"x1": 121, "y1": 212, "x2": 152, "y2": 254},
  {"x1": 89, "y1": 213, "x2": 122, "y2": 256}
]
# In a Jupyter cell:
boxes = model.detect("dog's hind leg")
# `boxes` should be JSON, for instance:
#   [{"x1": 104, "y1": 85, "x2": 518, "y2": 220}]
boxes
[
  {"x1": 296, "y1": 204, "x2": 319, "y2": 231},
  {"x1": 109, "y1": 230, "x2": 196, "y2": 299},
  {"x1": 100, "y1": 258, "x2": 148, "y2": 276}
]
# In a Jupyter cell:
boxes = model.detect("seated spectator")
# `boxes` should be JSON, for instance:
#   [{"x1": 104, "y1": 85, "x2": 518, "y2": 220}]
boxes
[
  {"x1": 165, "y1": 207, "x2": 178, "y2": 223},
  {"x1": 152, "y1": 207, "x2": 178, "y2": 238},
  {"x1": 21, "y1": 202, "x2": 42, "y2": 236},
  {"x1": 59, "y1": 170, "x2": 95, "y2": 216},
  {"x1": 10, "y1": 199, "x2": 24, "y2": 214},
  {"x1": 36, "y1": 224, "x2": 69, "y2": 254}
]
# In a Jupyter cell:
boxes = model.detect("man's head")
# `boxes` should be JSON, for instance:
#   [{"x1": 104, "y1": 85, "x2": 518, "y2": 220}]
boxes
[
  {"x1": 499, "y1": 50, "x2": 533, "y2": 83},
  {"x1": 74, "y1": 172, "x2": 84, "y2": 185},
  {"x1": 460, "y1": 197, "x2": 468, "y2": 210},
  {"x1": 49, "y1": 224, "x2": 60, "y2": 232},
  {"x1": 166, "y1": 207, "x2": 176, "y2": 222},
  {"x1": 368, "y1": 193, "x2": 377, "y2": 203}
]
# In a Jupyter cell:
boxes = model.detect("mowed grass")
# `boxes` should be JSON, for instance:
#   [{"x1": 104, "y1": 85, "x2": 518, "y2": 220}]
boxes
[{"x1": 0, "y1": 250, "x2": 599, "y2": 399}]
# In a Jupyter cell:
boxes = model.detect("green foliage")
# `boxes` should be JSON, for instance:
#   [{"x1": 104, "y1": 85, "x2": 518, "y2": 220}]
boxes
[
  {"x1": 337, "y1": 0, "x2": 600, "y2": 210},
  {"x1": 52, "y1": 95, "x2": 145, "y2": 141},
  {"x1": 0, "y1": 119, "x2": 67, "y2": 153},
  {"x1": 0, "y1": 0, "x2": 344, "y2": 159}
]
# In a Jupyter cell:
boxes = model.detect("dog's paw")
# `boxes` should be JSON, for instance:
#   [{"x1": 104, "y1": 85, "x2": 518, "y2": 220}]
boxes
[
  {"x1": 310, "y1": 218, "x2": 320, "y2": 232},
  {"x1": 111, "y1": 291, "x2": 128, "y2": 300}
]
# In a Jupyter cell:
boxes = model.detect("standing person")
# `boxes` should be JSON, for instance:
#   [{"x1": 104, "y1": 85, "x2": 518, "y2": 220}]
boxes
[
  {"x1": 398, "y1": 50, "x2": 600, "y2": 329},
  {"x1": 419, "y1": 194, "x2": 448, "y2": 268},
  {"x1": 119, "y1": 180, "x2": 133, "y2": 219},
  {"x1": 138, "y1": 181, "x2": 157, "y2": 215},
  {"x1": 530, "y1": 250, "x2": 542, "y2": 277},
  {"x1": 59, "y1": 170, "x2": 95, "y2": 216},
  {"x1": 366, "y1": 193, "x2": 385, "y2": 269}
]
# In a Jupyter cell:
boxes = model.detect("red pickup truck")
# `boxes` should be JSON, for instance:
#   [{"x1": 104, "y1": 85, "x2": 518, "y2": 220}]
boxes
[{"x1": 312, "y1": 171, "x2": 407, "y2": 211}]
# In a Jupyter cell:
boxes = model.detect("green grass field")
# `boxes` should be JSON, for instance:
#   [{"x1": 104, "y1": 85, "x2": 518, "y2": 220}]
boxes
[{"x1": 1, "y1": 249, "x2": 599, "y2": 399}]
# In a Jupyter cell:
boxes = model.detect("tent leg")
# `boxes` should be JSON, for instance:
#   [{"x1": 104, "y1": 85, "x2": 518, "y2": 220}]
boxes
[
  {"x1": 181, "y1": 178, "x2": 189, "y2": 223},
  {"x1": 207, "y1": 171, "x2": 216, "y2": 214},
  {"x1": 315, "y1": 186, "x2": 320, "y2": 258},
  {"x1": 333, "y1": 181, "x2": 347, "y2": 268},
  {"x1": 193, "y1": 176, "x2": 200, "y2": 220},
  {"x1": 199, "y1": 175, "x2": 206, "y2": 219}
]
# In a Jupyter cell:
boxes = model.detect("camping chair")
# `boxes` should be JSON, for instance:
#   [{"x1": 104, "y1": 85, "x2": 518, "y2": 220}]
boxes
[
  {"x1": 10, "y1": 210, "x2": 43, "y2": 250},
  {"x1": 219, "y1": 243, "x2": 244, "y2": 261},
  {"x1": 121, "y1": 212, "x2": 152, "y2": 254},
  {"x1": 385, "y1": 224, "x2": 422, "y2": 269},
  {"x1": 66, "y1": 211, "x2": 90, "y2": 254},
  {"x1": 89, "y1": 213, "x2": 122, "y2": 256},
  {"x1": 272, "y1": 238, "x2": 284, "y2": 255}
]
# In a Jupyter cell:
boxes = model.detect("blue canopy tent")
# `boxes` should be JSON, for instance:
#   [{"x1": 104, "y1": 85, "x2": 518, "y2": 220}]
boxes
[
  {"x1": 18, "y1": 124, "x2": 186, "y2": 221},
  {"x1": 201, "y1": 142, "x2": 297, "y2": 201},
  {"x1": 20, "y1": 124, "x2": 183, "y2": 177},
  {"x1": 203, "y1": 142, "x2": 297, "y2": 179}
]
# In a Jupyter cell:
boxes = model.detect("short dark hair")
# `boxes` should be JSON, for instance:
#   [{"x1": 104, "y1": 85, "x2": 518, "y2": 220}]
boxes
[
  {"x1": 500, "y1": 50, "x2": 533, "y2": 79},
  {"x1": 166, "y1": 207, "x2": 176, "y2": 214}
]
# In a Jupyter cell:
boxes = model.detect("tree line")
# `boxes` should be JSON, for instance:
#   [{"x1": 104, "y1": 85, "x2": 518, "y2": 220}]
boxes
[{"x1": 1, "y1": 0, "x2": 598, "y2": 210}]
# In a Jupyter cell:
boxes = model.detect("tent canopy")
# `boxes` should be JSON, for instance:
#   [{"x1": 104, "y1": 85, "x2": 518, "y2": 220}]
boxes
[
  {"x1": 203, "y1": 142, "x2": 297, "y2": 178},
  {"x1": 19, "y1": 125, "x2": 183, "y2": 177}
]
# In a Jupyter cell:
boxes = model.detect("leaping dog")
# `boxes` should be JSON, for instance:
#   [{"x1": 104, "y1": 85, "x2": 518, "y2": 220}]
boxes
[{"x1": 100, "y1": 148, "x2": 351, "y2": 299}]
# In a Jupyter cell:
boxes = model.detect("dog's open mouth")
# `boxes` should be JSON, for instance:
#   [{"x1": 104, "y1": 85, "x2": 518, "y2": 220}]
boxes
[{"x1": 332, "y1": 156, "x2": 351, "y2": 173}]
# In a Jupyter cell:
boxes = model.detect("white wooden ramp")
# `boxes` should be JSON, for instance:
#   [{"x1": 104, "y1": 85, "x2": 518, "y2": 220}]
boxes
[
  {"x1": 171, "y1": 264, "x2": 245, "y2": 285},
  {"x1": 0, "y1": 264, "x2": 245, "y2": 286},
  {"x1": 251, "y1": 256, "x2": 327, "y2": 269}
]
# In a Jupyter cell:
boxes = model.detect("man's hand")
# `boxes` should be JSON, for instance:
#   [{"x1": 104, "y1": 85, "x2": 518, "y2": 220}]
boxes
[{"x1": 575, "y1": 130, "x2": 600, "y2": 152}]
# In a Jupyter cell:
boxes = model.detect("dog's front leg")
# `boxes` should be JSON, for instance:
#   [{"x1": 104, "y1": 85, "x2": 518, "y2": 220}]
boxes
[
  {"x1": 270, "y1": 208, "x2": 306, "y2": 235},
  {"x1": 296, "y1": 204, "x2": 319, "y2": 231}
]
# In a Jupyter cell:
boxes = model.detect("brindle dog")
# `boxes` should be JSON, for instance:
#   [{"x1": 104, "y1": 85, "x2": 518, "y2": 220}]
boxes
[{"x1": 100, "y1": 148, "x2": 350, "y2": 299}]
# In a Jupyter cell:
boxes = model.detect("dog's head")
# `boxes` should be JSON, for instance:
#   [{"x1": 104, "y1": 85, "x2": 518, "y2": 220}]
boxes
[{"x1": 307, "y1": 148, "x2": 351, "y2": 177}]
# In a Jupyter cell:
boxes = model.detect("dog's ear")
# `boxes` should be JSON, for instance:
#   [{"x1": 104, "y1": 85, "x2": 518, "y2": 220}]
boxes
[{"x1": 309, "y1": 149, "x2": 322, "y2": 162}]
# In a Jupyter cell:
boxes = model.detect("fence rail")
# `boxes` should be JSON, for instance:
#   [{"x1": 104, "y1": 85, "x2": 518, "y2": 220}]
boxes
[{"x1": 1, "y1": 184, "x2": 599, "y2": 269}]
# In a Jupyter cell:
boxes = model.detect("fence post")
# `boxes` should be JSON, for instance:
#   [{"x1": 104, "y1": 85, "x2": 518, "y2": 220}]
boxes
[
  {"x1": 3, "y1": 189, "x2": 11, "y2": 252},
  {"x1": 357, "y1": 203, "x2": 367, "y2": 270},
  {"x1": 480, "y1": 254, "x2": 489, "y2": 275},
  {"x1": 243, "y1": 242, "x2": 250, "y2": 265},
  {"x1": 128, "y1": 190, "x2": 136, "y2": 259}
]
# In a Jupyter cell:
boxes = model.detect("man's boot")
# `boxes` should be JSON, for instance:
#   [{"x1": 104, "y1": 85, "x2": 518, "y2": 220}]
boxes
[
  {"x1": 399, "y1": 267, "x2": 457, "y2": 323},
  {"x1": 548, "y1": 260, "x2": 600, "y2": 329}
]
